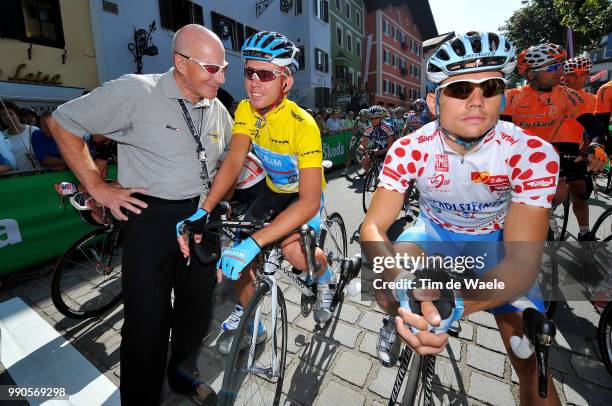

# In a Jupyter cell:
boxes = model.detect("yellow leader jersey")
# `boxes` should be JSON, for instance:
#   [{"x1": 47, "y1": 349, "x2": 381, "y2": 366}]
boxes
[{"x1": 232, "y1": 98, "x2": 326, "y2": 193}]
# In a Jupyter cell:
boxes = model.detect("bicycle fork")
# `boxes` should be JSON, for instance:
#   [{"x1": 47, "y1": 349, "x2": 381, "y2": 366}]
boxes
[{"x1": 247, "y1": 247, "x2": 281, "y2": 379}]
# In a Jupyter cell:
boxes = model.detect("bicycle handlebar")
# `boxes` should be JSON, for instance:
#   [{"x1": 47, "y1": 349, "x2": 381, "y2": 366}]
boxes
[{"x1": 510, "y1": 307, "x2": 556, "y2": 398}]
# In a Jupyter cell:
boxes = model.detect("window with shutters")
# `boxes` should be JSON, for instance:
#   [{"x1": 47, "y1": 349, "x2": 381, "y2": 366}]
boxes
[
  {"x1": 355, "y1": 10, "x2": 361, "y2": 28},
  {"x1": 315, "y1": 48, "x2": 329, "y2": 72},
  {"x1": 0, "y1": 0, "x2": 65, "y2": 48},
  {"x1": 211, "y1": 12, "x2": 244, "y2": 52},
  {"x1": 296, "y1": 45, "x2": 305, "y2": 71},
  {"x1": 314, "y1": 0, "x2": 329, "y2": 23},
  {"x1": 336, "y1": 24, "x2": 342, "y2": 47},
  {"x1": 159, "y1": 0, "x2": 203, "y2": 32},
  {"x1": 294, "y1": 0, "x2": 303, "y2": 15},
  {"x1": 347, "y1": 31, "x2": 352, "y2": 53},
  {"x1": 356, "y1": 39, "x2": 361, "y2": 57}
]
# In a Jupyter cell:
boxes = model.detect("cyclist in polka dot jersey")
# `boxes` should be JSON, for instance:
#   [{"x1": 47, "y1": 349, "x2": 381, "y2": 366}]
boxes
[{"x1": 361, "y1": 32, "x2": 561, "y2": 404}]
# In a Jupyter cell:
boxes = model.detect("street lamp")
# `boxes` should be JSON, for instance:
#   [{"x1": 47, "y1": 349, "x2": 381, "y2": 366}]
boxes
[{"x1": 128, "y1": 21, "x2": 159, "y2": 74}]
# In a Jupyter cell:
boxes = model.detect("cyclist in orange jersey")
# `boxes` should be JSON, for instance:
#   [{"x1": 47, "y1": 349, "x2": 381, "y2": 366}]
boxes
[
  {"x1": 595, "y1": 80, "x2": 612, "y2": 124},
  {"x1": 549, "y1": 57, "x2": 597, "y2": 239},
  {"x1": 595, "y1": 79, "x2": 612, "y2": 150},
  {"x1": 500, "y1": 44, "x2": 607, "y2": 239}
]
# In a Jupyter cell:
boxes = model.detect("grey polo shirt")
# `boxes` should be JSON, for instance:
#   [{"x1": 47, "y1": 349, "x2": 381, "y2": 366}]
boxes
[{"x1": 53, "y1": 68, "x2": 232, "y2": 199}]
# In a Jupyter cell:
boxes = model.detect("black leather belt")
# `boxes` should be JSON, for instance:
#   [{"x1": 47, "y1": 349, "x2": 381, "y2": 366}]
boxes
[{"x1": 134, "y1": 193, "x2": 199, "y2": 205}]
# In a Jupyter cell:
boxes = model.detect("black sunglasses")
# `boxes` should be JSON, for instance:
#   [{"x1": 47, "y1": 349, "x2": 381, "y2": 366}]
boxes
[{"x1": 438, "y1": 78, "x2": 507, "y2": 100}]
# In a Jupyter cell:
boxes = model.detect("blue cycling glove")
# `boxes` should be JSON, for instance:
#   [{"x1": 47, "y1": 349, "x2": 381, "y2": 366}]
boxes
[
  {"x1": 176, "y1": 208, "x2": 208, "y2": 237},
  {"x1": 395, "y1": 269, "x2": 464, "y2": 335},
  {"x1": 217, "y1": 236, "x2": 261, "y2": 280}
]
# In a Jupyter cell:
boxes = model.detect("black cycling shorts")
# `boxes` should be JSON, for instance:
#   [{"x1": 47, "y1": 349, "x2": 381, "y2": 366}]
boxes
[
  {"x1": 244, "y1": 185, "x2": 299, "y2": 223},
  {"x1": 553, "y1": 142, "x2": 588, "y2": 181},
  {"x1": 232, "y1": 179, "x2": 267, "y2": 208}
]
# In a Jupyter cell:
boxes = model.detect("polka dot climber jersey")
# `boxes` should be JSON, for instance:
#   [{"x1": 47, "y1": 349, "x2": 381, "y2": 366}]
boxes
[{"x1": 378, "y1": 120, "x2": 560, "y2": 234}]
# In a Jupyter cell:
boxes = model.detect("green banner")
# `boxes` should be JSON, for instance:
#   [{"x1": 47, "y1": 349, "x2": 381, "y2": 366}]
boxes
[
  {"x1": 322, "y1": 131, "x2": 352, "y2": 165},
  {"x1": 0, "y1": 166, "x2": 116, "y2": 276}
]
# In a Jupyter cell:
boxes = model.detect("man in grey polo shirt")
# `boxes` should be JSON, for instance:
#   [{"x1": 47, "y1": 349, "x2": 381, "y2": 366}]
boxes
[{"x1": 49, "y1": 25, "x2": 229, "y2": 405}]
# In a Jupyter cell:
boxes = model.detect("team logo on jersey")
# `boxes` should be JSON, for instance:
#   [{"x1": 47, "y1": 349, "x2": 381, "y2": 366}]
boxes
[
  {"x1": 471, "y1": 171, "x2": 490, "y2": 183},
  {"x1": 255, "y1": 118, "x2": 265, "y2": 129},
  {"x1": 523, "y1": 176, "x2": 556, "y2": 190},
  {"x1": 427, "y1": 173, "x2": 451, "y2": 191},
  {"x1": 417, "y1": 134, "x2": 435, "y2": 143},
  {"x1": 207, "y1": 130, "x2": 220, "y2": 141},
  {"x1": 471, "y1": 172, "x2": 510, "y2": 192},
  {"x1": 435, "y1": 154, "x2": 449, "y2": 172},
  {"x1": 500, "y1": 133, "x2": 518, "y2": 145},
  {"x1": 382, "y1": 166, "x2": 401, "y2": 181}
]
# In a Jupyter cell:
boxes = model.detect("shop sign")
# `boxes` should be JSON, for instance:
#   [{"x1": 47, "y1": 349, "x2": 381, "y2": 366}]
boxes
[{"x1": 1, "y1": 64, "x2": 62, "y2": 85}]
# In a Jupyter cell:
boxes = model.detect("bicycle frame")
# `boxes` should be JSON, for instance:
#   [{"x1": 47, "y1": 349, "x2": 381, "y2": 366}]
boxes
[{"x1": 245, "y1": 225, "x2": 319, "y2": 378}]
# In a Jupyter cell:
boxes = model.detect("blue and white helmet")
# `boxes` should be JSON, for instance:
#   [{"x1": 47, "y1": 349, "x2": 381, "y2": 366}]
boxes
[
  {"x1": 241, "y1": 31, "x2": 300, "y2": 73},
  {"x1": 427, "y1": 31, "x2": 516, "y2": 83}
]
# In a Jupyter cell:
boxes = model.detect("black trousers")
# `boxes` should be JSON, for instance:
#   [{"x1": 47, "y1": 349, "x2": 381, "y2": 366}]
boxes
[{"x1": 119, "y1": 198, "x2": 217, "y2": 405}]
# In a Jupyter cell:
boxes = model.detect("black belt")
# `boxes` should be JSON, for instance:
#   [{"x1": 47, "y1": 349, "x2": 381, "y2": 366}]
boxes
[{"x1": 134, "y1": 193, "x2": 199, "y2": 205}]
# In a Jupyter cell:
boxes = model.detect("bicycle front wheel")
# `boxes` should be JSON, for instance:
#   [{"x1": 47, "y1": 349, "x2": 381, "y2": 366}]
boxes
[
  {"x1": 362, "y1": 169, "x2": 378, "y2": 213},
  {"x1": 51, "y1": 226, "x2": 123, "y2": 319},
  {"x1": 548, "y1": 196, "x2": 569, "y2": 242},
  {"x1": 355, "y1": 150, "x2": 367, "y2": 178},
  {"x1": 220, "y1": 282, "x2": 288, "y2": 406},
  {"x1": 402, "y1": 353, "x2": 435, "y2": 406},
  {"x1": 591, "y1": 207, "x2": 612, "y2": 242},
  {"x1": 597, "y1": 302, "x2": 612, "y2": 375},
  {"x1": 320, "y1": 212, "x2": 348, "y2": 271}
]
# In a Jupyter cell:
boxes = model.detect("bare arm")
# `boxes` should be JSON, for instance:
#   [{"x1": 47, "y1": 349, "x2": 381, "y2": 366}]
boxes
[
  {"x1": 48, "y1": 116, "x2": 105, "y2": 191},
  {"x1": 360, "y1": 188, "x2": 405, "y2": 283},
  {"x1": 251, "y1": 167, "x2": 322, "y2": 247},
  {"x1": 48, "y1": 116, "x2": 146, "y2": 219},
  {"x1": 461, "y1": 202, "x2": 548, "y2": 316},
  {"x1": 201, "y1": 133, "x2": 251, "y2": 212}
]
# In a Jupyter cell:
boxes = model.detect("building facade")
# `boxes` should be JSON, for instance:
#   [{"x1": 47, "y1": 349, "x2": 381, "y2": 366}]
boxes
[
  {"x1": 329, "y1": 0, "x2": 365, "y2": 110},
  {"x1": 0, "y1": 0, "x2": 98, "y2": 113},
  {"x1": 87, "y1": 0, "x2": 333, "y2": 110},
  {"x1": 588, "y1": 32, "x2": 612, "y2": 92},
  {"x1": 363, "y1": 0, "x2": 436, "y2": 108}
]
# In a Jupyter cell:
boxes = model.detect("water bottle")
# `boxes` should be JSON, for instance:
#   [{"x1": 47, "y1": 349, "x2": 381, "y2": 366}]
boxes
[{"x1": 297, "y1": 271, "x2": 314, "y2": 285}]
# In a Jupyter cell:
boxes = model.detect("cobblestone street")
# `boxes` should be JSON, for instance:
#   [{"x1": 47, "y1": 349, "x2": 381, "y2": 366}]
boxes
[{"x1": 1, "y1": 172, "x2": 612, "y2": 405}]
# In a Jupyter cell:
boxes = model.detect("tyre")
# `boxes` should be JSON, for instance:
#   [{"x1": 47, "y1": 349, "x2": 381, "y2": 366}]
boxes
[
  {"x1": 548, "y1": 196, "x2": 569, "y2": 242},
  {"x1": 542, "y1": 247, "x2": 559, "y2": 319},
  {"x1": 591, "y1": 208, "x2": 612, "y2": 242},
  {"x1": 362, "y1": 169, "x2": 378, "y2": 214},
  {"x1": 355, "y1": 150, "x2": 367, "y2": 178},
  {"x1": 401, "y1": 353, "x2": 435, "y2": 405},
  {"x1": 403, "y1": 182, "x2": 421, "y2": 224},
  {"x1": 51, "y1": 226, "x2": 123, "y2": 319},
  {"x1": 220, "y1": 282, "x2": 288, "y2": 406},
  {"x1": 319, "y1": 212, "x2": 348, "y2": 273},
  {"x1": 597, "y1": 302, "x2": 612, "y2": 375}
]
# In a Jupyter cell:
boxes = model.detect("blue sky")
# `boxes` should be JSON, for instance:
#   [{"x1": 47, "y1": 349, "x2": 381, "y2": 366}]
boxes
[{"x1": 428, "y1": 0, "x2": 525, "y2": 36}]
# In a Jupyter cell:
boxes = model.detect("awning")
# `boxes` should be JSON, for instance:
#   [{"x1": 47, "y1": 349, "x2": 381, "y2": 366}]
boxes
[
  {"x1": 0, "y1": 80, "x2": 84, "y2": 103},
  {"x1": 0, "y1": 80, "x2": 85, "y2": 113}
]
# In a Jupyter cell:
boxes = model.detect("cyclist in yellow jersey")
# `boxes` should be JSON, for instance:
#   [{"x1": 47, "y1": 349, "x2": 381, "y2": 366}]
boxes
[{"x1": 177, "y1": 32, "x2": 334, "y2": 336}]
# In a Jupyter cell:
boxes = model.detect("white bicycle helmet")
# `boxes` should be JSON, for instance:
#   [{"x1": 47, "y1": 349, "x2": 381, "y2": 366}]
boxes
[
  {"x1": 563, "y1": 56, "x2": 593, "y2": 73},
  {"x1": 517, "y1": 43, "x2": 567, "y2": 75},
  {"x1": 427, "y1": 31, "x2": 516, "y2": 83}
]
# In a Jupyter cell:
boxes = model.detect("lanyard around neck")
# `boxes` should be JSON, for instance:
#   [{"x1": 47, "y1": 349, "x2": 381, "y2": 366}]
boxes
[{"x1": 177, "y1": 99, "x2": 211, "y2": 189}]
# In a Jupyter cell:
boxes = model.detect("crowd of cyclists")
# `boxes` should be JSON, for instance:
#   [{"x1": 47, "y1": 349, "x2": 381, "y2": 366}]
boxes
[{"x1": 48, "y1": 24, "x2": 612, "y2": 404}]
